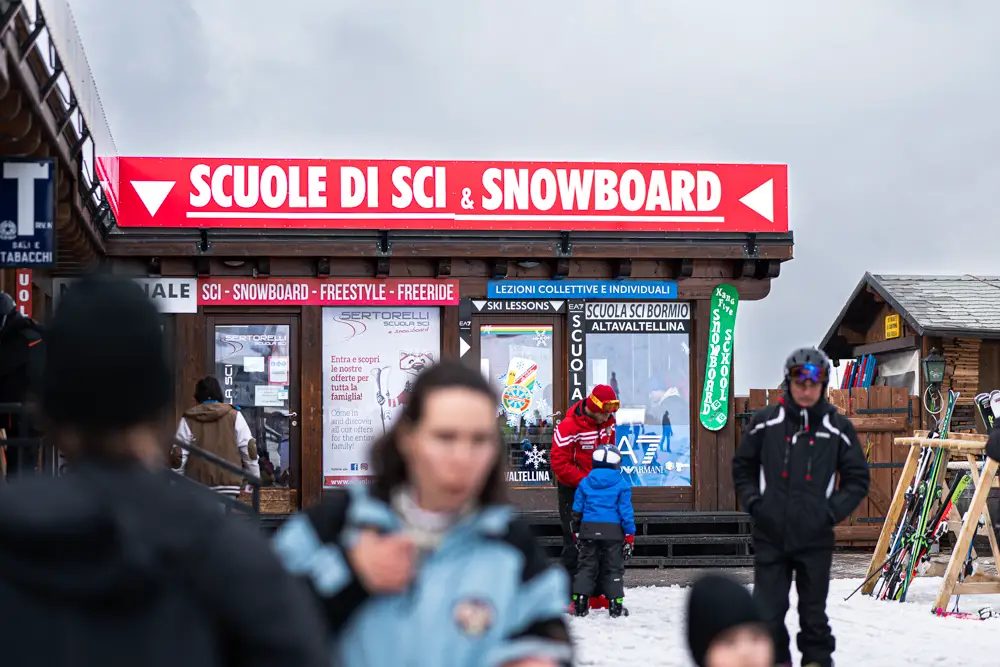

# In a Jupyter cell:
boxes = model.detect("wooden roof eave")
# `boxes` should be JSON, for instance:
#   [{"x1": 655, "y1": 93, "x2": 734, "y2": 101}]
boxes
[
  {"x1": 819, "y1": 272, "x2": 930, "y2": 359},
  {"x1": 0, "y1": 6, "x2": 105, "y2": 267},
  {"x1": 104, "y1": 229, "x2": 795, "y2": 261}
]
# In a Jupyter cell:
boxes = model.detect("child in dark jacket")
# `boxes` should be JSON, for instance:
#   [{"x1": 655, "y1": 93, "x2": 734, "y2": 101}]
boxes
[{"x1": 571, "y1": 444, "x2": 635, "y2": 618}]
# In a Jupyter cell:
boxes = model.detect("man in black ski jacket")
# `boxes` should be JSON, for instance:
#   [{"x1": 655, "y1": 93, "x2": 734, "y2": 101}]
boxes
[
  {"x1": 0, "y1": 291, "x2": 44, "y2": 476},
  {"x1": 732, "y1": 347, "x2": 869, "y2": 667}
]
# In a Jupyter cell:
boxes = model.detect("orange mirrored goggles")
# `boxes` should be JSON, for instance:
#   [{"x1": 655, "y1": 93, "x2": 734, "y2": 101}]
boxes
[{"x1": 590, "y1": 396, "x2": 621, "y2": 412}]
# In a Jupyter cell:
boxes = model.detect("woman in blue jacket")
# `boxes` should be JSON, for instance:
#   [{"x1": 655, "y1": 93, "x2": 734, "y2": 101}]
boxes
[{"x1": 273, "y1": 360, "x2": 572, "y2": 667}]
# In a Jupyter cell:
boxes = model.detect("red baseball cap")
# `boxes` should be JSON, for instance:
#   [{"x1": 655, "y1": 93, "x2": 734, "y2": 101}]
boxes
[{"x1": 587, "y1": 384, "x2": 620, "y2": 413}]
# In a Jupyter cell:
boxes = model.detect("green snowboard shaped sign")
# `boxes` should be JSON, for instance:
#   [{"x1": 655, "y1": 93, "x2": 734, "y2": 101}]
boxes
[{"x1": 700, "y1": 284, "x2": 739, "y2": 431}]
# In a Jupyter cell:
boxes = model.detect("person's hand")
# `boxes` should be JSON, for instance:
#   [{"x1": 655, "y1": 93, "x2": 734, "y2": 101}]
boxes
[
  {"x1": 503, "y1": 659, "x2": 558, "y2": 667},
  {"x1": 346, "y1": 529, "x2": 416, "y2": 594},
  {"x1": 622, "y1": 534, "x2": 634, "y2": 562}
]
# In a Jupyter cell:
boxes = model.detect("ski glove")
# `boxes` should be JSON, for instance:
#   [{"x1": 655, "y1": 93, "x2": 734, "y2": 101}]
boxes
[{"x1": 622, "y1": 534, "x2": 634, "y2": 562}]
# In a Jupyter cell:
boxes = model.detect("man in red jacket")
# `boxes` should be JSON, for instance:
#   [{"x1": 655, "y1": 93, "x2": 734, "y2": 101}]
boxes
[{"x1": 551, "y1": 384, "x2": 619, "y2": 593}]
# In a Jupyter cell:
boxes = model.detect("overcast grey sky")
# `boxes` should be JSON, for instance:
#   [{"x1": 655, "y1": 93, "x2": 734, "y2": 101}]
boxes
[{"x1": 72, "y1": 1, "x2": 1000, "y2": 392}]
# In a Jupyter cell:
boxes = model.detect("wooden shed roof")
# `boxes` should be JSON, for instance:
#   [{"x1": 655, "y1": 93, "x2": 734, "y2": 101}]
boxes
[{"x1": 820, "y1": 273, "x2": 1000, "y2": 357}]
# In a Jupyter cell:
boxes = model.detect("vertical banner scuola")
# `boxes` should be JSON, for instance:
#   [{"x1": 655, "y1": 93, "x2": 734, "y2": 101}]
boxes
[
  {"x1": 700, "y1": 284, "x2": 739, "y2": 431},
  {"x1": 322, "y1": 307, "x2": 440, "y2": 487},
  {"x1": 567, "y1": 303, "x2": 586, "y2": 405}
]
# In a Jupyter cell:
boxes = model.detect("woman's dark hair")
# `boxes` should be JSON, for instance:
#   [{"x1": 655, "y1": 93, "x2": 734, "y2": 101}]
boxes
[
  {"x1": 370, "y1": 359, "x2": 507, "y2": 505},
  {"x1": 194, "y1": 376, "x2": 225, "y2": 403}
]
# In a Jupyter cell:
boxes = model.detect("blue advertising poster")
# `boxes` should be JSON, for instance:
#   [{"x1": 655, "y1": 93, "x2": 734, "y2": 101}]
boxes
[
  {"x1": 488, "y1": 280, "x2": 676, "y2": 300},
  {"x1": 0, "y1": 159, "x2": 55, "y2": 268},
  {"x1": 614, "y1": 423, "x2": 692, "y2": 486}
]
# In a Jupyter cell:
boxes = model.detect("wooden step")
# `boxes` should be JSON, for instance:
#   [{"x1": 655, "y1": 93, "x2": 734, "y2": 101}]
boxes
[{"x1": 534, "y1": 534, "x2": 751, "y2": 547}]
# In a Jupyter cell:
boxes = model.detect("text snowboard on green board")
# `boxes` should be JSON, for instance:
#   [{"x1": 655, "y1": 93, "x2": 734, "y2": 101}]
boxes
[{"x1": 700, "y1": 284, "x2": 739, "y2": 431}]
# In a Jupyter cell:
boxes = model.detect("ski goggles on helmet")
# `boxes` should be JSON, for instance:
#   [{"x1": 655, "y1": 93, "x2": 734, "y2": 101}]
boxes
[
  {"x1": 788, "y1": 363, "x2": 828, "y2": 384},
  {"x1": 589, "y1": 395, "x2": 621, "y2": 412}
]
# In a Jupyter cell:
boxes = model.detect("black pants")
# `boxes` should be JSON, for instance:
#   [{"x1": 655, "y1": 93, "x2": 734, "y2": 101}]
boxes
[
  {"x1": 753, "y1": 547, "x2": 834, "y2": 666},
  {"x1": 557, "y1": 483, "x2": 579, "y2": 577},
  {"x1": 573, "y1": 538, "x2": 625, "y2": 599}
]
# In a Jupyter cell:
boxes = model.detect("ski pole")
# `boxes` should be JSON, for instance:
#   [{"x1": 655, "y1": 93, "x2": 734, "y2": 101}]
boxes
[{"x1": 846, "y1": 541, "x2": 907, "y2": 601}]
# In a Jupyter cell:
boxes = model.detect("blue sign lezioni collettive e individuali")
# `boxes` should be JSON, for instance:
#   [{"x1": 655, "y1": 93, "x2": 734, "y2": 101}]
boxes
[
  {"x1": 487, "y1": 279, "x2": 677, "y2": 300},
  {"x1": 0, "y1": 159, "x2": 55, "y2": 268}
]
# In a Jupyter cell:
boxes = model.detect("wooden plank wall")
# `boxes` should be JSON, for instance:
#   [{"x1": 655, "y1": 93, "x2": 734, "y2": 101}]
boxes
[
  {"x1": 942, "y1": 337, "x2": 980, "y2": 431},
  {"x1": 732, "y1": 387, "x2": 916, "y2": 546}
]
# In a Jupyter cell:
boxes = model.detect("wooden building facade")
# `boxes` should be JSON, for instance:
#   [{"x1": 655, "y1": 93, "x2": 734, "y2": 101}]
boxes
[{"x1": 64, "y1": 228, "x2": 793, "y2": 516}]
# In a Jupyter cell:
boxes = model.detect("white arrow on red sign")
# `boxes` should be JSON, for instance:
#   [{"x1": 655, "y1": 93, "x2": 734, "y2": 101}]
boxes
[
  {"x1": 131, "y1": 180, "x2": 175, "y2": 217},
  {"x1": 738, "y1": 179, "x2": 774, "y2": 223}
]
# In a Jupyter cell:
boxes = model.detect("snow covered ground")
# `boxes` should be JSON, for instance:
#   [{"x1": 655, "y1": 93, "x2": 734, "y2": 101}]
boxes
[{"x1": 570, "y1": 577, "x2": 995, "y2": 666}]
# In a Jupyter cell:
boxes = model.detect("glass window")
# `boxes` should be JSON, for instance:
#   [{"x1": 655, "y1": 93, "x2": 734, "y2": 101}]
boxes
[
  {"x1": 586, "y1": 329, "x2": 691, "y2": 487},
  {"x1": 480, "y1": 324, "x2": 555, "y2": 488},
  {"x1": 213, "y1": 324, "x2": 294, "y2": 489}
]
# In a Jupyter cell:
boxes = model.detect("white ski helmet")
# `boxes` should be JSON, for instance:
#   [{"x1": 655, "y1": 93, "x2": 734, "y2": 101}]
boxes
[{"x1": 592, "y1": 444, "x2": 622, "y2": 470}]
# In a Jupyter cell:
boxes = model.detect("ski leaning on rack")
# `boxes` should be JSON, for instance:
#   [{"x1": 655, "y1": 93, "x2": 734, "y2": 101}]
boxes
[
  {"x1": 974, "y1": 389, "x2": 1000, "y2": 432},
  {"x1": 868, "y1": 390, "x2": 961, "y2": 602}
]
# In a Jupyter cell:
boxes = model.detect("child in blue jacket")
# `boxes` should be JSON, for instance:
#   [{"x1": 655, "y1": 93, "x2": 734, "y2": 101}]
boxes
[{"x1": 570, "y1": 444, "x2": 635, "y2": 618}]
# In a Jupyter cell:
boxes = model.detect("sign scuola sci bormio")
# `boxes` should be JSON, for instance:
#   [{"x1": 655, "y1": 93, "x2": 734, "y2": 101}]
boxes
[
  {"x1": 100, "y1": 157, "x2": 789, "y2": 233},
  {"x1": 567, "y1": 302, "x2": 691, "y2": 404}
]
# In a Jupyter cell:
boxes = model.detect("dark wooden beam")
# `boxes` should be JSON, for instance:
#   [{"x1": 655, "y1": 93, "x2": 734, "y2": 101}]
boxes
[
  {"x1": 612, "y1": 258, "x2": 632, "y2": 280},
  {"x1": 733, "y1": 259, "x2": 755, "y2": 280},
  {"x1": 103, "y1": 232, "x2": 794, "y2": 261},
  {"x1": 851, "y1": 335, "x2": 918, "y2": 358},
  {"x1": 489, "y1": 259, "x2": 507, "y2": 280},
  {"x1": 756, "y1": 259, "x2": 781, "y2": 279}
]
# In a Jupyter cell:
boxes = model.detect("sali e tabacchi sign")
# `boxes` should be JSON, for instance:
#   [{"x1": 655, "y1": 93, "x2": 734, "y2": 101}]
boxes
[{"x1": 699, "y1": 284, "x2": 739, "y2": 431}]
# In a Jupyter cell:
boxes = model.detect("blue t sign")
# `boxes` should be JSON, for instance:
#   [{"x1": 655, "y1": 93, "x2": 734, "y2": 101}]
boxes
[{"x1": 0, "y1": 159, "x2": 56, "y2": 268}]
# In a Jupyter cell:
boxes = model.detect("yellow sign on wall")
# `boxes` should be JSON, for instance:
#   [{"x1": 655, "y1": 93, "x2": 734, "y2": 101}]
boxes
[{"x1": 885, "y1": 313, "x2": 901, "y2": 339}]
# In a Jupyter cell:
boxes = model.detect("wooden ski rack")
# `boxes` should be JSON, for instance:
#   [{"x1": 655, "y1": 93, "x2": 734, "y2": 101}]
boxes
[{"x1": 861, "y1": 431, "x2": 1000, "y2": 611}]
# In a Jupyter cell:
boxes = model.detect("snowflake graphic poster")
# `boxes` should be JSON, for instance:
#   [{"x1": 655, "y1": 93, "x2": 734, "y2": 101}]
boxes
[{"x1": 321, "y1": 307, "x2": 440, "y2": 488}]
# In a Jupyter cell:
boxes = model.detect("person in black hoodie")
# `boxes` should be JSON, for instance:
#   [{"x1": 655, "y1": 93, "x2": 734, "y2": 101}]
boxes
[
  {"x1": 686, "y1": 574, "x2": 773, "y2": 667},
  {"x1": 732, "y1": 347, "x2": 869, "y2": 667},
  {"x1": 0, "y1": 274, "x2": 327, "y2": 667},
  {"x1": 0, "y1": 291, "x2": 44, "y2": 477}
]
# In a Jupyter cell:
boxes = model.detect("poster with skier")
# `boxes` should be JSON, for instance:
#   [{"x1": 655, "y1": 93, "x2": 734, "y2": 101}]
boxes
[{"x1": 321, "y1": 307, "x2": 440, "y2": 487}]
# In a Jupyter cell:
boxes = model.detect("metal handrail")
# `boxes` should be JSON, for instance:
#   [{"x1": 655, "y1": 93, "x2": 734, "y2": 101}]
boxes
[
  {"x1": 168, "y1": 469, "x2": 260, "y2": 517},
  {"x1": 0, "y1": 400, "x2": 265, "y2": 516},
  {"x1": 0, "y1": 401, "x2": 56, "y2": 475},
  {"x1": 171, "y1": 437, "x2": 262, "y2": 515}
]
